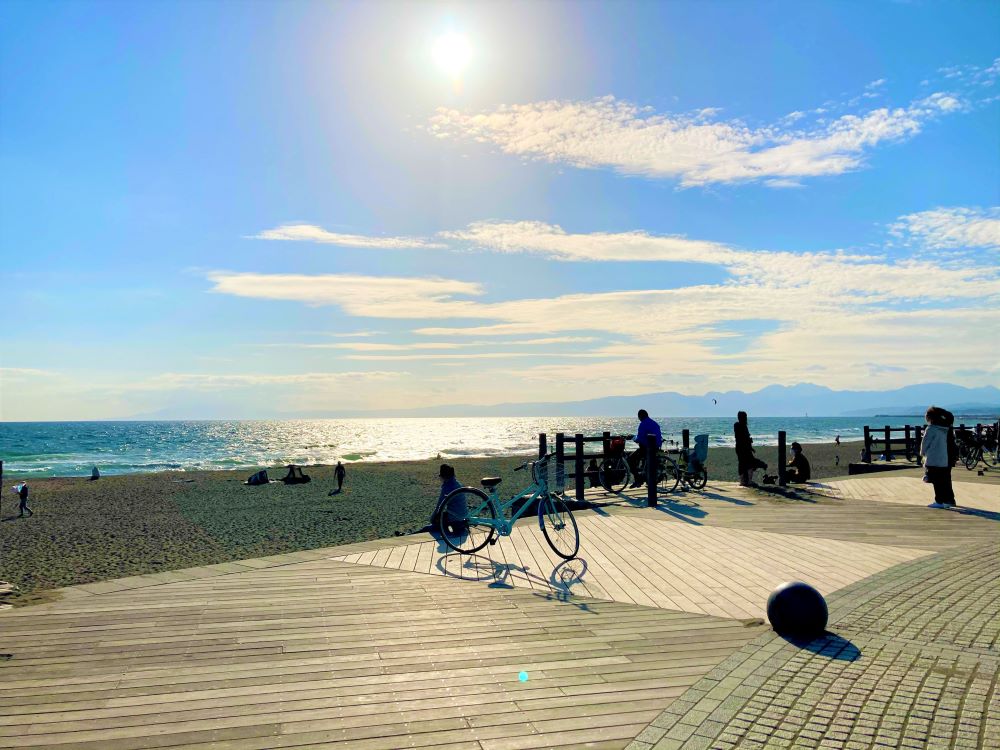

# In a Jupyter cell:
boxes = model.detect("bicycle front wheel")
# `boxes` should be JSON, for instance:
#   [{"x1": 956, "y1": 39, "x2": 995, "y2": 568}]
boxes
[
  {"x1": 539, "y1": 493, "x2": 579, "y2": 560},
  {"x1": 599, "y1": 455, "x2": 630, "y2": 492},
  {"x1": 688, "y1": 467, "x2": 708, "y2": 490},
  {"x1": 438, "y1": 487, "x2": 497, "y2": 554},
  {"x1": 962, "y1": 447, "x2": 978, "y2": 470}
]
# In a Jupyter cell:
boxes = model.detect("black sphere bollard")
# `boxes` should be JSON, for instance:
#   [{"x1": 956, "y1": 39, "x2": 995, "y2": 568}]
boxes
[{"x1": 766, "y1": 581, "x2": 828, "y2": 638}]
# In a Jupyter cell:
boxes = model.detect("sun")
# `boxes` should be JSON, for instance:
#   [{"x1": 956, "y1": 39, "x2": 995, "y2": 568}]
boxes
[{"x1": 432, "y1": 31, "x2": 473, "y2": 78}]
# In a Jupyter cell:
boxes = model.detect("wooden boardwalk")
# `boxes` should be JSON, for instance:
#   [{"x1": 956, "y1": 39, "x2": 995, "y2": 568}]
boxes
[{"x1": 1, "y1": 473, "x2": 996, "y2": 750}]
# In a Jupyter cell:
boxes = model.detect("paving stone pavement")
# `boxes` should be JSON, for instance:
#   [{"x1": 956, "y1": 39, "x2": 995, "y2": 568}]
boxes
[{"x1": 626, "y1": 542, "x2": 1000, "y2": 750}]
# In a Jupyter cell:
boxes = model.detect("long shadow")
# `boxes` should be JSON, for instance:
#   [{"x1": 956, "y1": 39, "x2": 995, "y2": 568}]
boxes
[
  {"x1": 780, "y1": 631, "x2": 861, "y2": 661},
  {"x1": 949, "y1": 506, "x2": 1000, "y2": 522},
  {"x1": 0, "y1": 515, "x2": 20, "y2": 523},
  {"x1": 696, "y1": 490, "x2": 755, "y2": 507},
  {"x1": 433, "y1": 553, "x2": 595, "y2": 612}
]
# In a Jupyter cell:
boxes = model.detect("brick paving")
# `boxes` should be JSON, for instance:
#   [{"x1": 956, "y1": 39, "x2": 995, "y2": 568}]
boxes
[{"x1": 627, "y1": 542, "x2": 1000, "y2": 750}]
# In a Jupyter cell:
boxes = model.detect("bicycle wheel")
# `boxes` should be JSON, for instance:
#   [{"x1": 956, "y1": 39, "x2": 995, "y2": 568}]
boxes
[
  {"x1": 657, "y1": 457, "x2": 679, "y2": 494},
  {"x1": 438, "y1": 487, "x2": 497, "y2": 554},
  {"x1": 962, "y1": 446, "x2": 978, "y2": 470},
  {"x1": 539, "y1": 493, "x2": 579, "y2": 560},
  {"x1": 982, "y1": 448, "x2": 999, "y2": 468},
  {"x1": 599, "y1": 455, "x2": 630, "y2": 492},
  {"x1": 688, "y1": 467, "x2": 708, "y2": 490}
]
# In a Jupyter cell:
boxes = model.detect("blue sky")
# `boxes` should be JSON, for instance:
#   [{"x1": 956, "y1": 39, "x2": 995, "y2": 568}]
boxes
[{"x1": 1, "y1": 0, "x2": 998, "y2": 420}]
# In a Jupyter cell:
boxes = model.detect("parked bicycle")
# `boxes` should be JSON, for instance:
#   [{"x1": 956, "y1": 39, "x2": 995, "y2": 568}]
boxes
[
  {"x1": 435, "y1": 453, "x2": 580, "y2": 559},
  {"x1": 661, "y1": 435, "x2": 709, "y2": 490},
  {"x1": 957, "y1": 428, "x2": 999, "y2": 470},
  {"x1": 598, "y1": 435, "x2": 703, "y2": 494}
]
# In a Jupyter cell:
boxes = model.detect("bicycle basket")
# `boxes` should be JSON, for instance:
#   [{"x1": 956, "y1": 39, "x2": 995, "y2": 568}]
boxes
[
  {"x1": 532, "y1": 455, "x2": 558, "y2": 490},
  {"x1": 608, "y1": 436, "x2": 626, "y2": 455}
]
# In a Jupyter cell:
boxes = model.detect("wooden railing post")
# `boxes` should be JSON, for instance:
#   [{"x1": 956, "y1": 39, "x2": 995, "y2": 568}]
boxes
[
  {"x1": 777, "y1": 431, "x2": 787, "y2": 487},
  {"x1": 574, "y1": 433, "x2": 585, "y2": 502},
  {"x1": 682, "y1": 429, "x2": 690, "y2": 453},
  {"x1": 863, "y1": 426, "x2": 872, "y2": 463},
  {"x1": 602, "y1": 431, "x2": 611, "y2": 458},
  {"x1": 884, "y1": 425, "x2": 891, "y2": 461},
  {"x1": 904, "y1": 424, "x2": 911, "y2": 457},
  {"x1": 646, "y1": 435, "x2": 657, "y2": 508},
  {"x1": 915, "y1": 425, "x2": 923, "y2": 466},
  {"x1": 555, "y1": 433, "x2": 565, "y2": 494},
  {"x1": 538, "y1": 433, "x2": 547, "y2": 459}
]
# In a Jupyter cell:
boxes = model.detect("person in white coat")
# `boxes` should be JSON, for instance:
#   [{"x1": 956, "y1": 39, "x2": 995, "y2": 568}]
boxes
[{"x1": 920, "y1": 406, "x2": 956, "y2": 508}]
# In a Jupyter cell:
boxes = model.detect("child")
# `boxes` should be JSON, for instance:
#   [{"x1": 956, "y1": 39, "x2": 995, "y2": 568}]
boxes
[{"x1": 920, "y1": 406, "x2": 957, "y2": 508}]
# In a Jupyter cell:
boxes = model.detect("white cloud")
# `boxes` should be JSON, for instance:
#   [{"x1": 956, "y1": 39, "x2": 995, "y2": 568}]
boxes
[
  {"x1": 252, "y1": 223, "x2": 445, "y2": 249},
  {"x1": 429, "y1": 91, "x2": 963, "y2": 187},
  {"x1": 206, "y1": 272, "x2": 487, "y2": 318},
  {"x1": 891, "y1": 207, "x2": 1000, "y2": 252},
  {"x1": 136, "y1": 371, "x2": 405, "y2": 391}
]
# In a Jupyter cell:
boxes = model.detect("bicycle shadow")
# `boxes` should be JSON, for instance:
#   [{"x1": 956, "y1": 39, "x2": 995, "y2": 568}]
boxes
[{"x1": 435, "y1": 554, "x2": 595, "y2": 611}]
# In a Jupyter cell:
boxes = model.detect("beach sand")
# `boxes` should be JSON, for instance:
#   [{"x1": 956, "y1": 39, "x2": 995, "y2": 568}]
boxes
[{"x1": 1, "y1": 440, "x2": 861, "y2": 604}]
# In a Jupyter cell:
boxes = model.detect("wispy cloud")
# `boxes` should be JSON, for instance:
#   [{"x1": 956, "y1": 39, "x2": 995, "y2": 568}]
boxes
[
  {"x1": 429, "y1": 90, "x2": 964, "y2": 187},
  {"x1": 136, "y1": 371, "x2": 405, "y2": 391},
  {"x1": 891, "y1": 206, "x2": 1000, "y2": 251},
  {"x1": 206, "y1": 272, "x2": 487, "y2": 318},
  {"x1": 252, "y1": 223, "x2": 445, "y2": 249}
]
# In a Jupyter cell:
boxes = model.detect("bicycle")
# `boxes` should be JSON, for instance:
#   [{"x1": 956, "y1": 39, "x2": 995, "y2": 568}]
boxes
[
  {"x1": 598, "y1": 435, "x2": 678, "y2": 495},
  {"x1": 436, "y1": 453, "x2": 580, "y2": 560},
  {"x1": 662, "y1": 437, "x2": 709, "y2": 490},
  {"x1": 957, "y1": 429, "x2": 999, "y2": 470}
]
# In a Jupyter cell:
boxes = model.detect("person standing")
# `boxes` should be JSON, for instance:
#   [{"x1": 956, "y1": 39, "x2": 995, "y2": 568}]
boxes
[
  {"x1": 334, "y1": 461, "x2": 346, "y2": 493},
  {"x1": 17, "y1": 482, "x2": 32, "y2": 518},
  {"x1": 628, "y1": 409, "x2": 663, "y2": 488},
  {"x1": 920, "y1": 406, "x2": 957, "y2": 508},
  {"x1": 734, "y1": 411, "x2": 765, "y2": 487}
]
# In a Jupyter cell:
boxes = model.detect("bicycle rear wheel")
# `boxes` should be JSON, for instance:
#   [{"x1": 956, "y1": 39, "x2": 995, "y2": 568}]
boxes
[
  {"x1": 657, "y1": 456, "x2": 679, "y2": 494},
  {"x1": 438, "y1": 487, "x2": 497, "y2": 554},
  {"x1": 539, "y1": 493, "x2": 579, "y2": 560},
  {"x1": 599, "y1": 455, "x2": 630, "y2": 492},
  {"x1": 982, "y1": 448, "x2": 999, "y2": 468},
  {"x1": 962, "y1": 447, "x2": 979, "y2": 470},
  {"x1": 688, "y1": 467, "x2": 708, "y2": 490}
]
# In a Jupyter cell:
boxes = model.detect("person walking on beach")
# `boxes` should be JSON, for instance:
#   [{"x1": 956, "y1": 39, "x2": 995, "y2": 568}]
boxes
[
  {"x1": 920, "y1": 406, "x2": 957, "y2": 509},
  {"x1": 734, "y1": 411, "x2": 766, "y2": 487},
  {"x1": 16, "y1": 482, "x2": 32, "y2": 518},
  {"x1": 334, "y1": 461, "x2": 346, "y2": 493},
  {"x1": 628, "y1": 409, "x2": 662, "y2": 488}
]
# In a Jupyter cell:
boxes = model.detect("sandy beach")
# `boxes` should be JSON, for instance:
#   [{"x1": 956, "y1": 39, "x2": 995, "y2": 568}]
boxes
[{"x1": 1, "y1": 440, "x2": 861, "y2": 604}]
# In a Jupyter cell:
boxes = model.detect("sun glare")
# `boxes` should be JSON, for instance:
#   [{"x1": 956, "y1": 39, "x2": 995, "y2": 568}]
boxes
[{"x1": 432, "y1": 31, "x2": 473, "y2": 78}]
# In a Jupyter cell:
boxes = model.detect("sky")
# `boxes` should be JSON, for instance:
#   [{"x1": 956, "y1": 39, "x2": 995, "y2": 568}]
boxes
[{"x1": 1, "y1": 0, "x2": 999, "y2": 421}]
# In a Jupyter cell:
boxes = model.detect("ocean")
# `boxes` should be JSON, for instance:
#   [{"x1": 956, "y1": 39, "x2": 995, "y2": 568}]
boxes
[{"x1": 0, "y1": 416, "x2": 909, "y2": 478}]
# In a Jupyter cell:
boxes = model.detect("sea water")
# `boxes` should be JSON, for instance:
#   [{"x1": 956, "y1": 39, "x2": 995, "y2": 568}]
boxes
[{"x1": 0, "y1": 417, "x2": 891, "y2": 477}]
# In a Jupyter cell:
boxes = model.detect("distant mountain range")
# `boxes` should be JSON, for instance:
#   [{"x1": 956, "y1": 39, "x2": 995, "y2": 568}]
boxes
[{"x1": 291, "y1": 383, "x2": 1000, "y2": 419}]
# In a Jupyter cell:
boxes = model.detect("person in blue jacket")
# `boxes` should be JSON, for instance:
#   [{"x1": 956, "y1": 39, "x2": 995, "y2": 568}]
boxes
[
  {"x1": 628, "y1": 409, "x2": 663, "y2": 488},
  {"x1": 430, "y1": 464, "x2": 463, "y2": 528}
]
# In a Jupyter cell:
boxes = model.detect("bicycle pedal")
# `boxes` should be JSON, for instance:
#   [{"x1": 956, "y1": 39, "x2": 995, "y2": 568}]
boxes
[{"x1": 489, "y1": 537, "x2": 498, "y2": 545}]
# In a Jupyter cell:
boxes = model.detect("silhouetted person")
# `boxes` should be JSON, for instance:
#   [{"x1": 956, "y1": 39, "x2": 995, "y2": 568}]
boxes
[
  {"x1": 734, "y1": 411, "x2": 765, "y2": 487},
  {"x1": 335, "y1": 461, "x2": 346, "y2": 492},
  {"x1": 430, "y1": 463, "x2": 463, "y2": 529},
  {"x1": 921, "y1": 406, "x2": 957, "y2": 508},
  {"x1": 17, "y1": 482, "x2": 31, "y2": 518},
  {"x1": 628, "y1": 409, "x2": 662, "y2": 488},
  {"x1": 786, "y1": 442, "x2": 811, "y2": 483}
]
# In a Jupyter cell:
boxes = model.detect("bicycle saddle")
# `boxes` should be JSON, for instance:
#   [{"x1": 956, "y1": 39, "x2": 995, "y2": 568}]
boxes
[{"x1": 480, "y1": 477, "x2": 502, "y2": 488}]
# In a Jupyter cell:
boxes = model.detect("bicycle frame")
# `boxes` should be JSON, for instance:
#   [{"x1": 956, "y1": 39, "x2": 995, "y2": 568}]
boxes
[{"x1": 468, "y1": 459, "x2": 552, "y2": 537}]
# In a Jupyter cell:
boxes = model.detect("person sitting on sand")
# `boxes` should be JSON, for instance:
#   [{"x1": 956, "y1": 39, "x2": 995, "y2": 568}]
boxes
[
  {"x1": 586, "y1": 458, "x2": 600, "y2": 488},
  {"x1": 786, "y1": 442, "x2": 811, "y2": 483},
  {"x1": 430, "y1": 464, "x2": 463, "y2": 530}
]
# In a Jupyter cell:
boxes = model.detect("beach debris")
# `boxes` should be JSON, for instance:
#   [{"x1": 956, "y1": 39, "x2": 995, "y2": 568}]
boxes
[
  {"x1": 246, "y1": 469, "x2": 270, "y2": 486},
  {"x1": 281, "y1": 465, "x2": 311, "y2": 485}
]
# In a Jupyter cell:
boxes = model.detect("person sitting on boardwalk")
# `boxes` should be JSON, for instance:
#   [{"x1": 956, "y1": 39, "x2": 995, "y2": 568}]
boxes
[
  {"x1": 920, "y1": 405, "x2": 957, "y2": 509},
  {"x1": 628, "y1": 409, "x2": 662, "y2": 488},
  {"x1": 734, "y1": 411, "x2": 766, "y2": 487},
  {"x1": 786, "y1": 442, "x2": 811, "y2": 483},
  {"x1": 430, "y1": 463, "x2": 463, "y2": 530}
]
